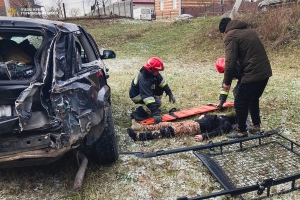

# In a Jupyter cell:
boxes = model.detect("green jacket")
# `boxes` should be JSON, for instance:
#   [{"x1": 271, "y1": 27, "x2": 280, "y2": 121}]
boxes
[{"x1": 223, "y1": 20, "x2": 272, "y2": 85}]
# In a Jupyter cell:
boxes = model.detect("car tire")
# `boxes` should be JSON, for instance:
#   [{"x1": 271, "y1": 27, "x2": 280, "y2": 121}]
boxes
[{"x1": 93, "y1": 104, "x2": 119, "y2": 164}]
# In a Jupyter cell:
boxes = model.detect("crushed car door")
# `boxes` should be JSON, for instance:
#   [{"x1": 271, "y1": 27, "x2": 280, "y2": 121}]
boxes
[{"x1": 50, "y1": 29, "x2": 107, "y2": 147}]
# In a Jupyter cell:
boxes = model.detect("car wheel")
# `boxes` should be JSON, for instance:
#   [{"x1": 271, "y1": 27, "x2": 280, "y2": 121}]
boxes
[{"x1": 93, "y1": 104, "x2": 119, "y2": 164}]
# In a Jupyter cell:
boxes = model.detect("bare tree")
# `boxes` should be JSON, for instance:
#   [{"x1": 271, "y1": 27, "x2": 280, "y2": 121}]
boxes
[
  {"x1": 49, "y1": 0, "x2": 64, "y2": 18},
  {"x1": 86, "y1": 0, "x2": 96, "y2": 15},
  {"x1": 69, "y1": 7, "x2": 80, "y2": 17},
  {"x1": 45, "y1": 6, "x2": 59, "y2": 19},
  {"x1": 58, "y1": 0, "x2": 66, "y2": 18},
  {"x1": 98, "y1": 0, "x2": 109, "y2": 15},
  {"x1": 43, "y1": 0, "x2": 68, "y2": 19},
  {"x1": 81, "y1": 0, "x2": 94, "y2": 16}
]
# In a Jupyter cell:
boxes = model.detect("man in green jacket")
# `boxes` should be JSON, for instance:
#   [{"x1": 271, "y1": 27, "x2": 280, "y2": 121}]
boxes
[{"x1": 218, "y1": 17, "x2": 272, "y2": 138}]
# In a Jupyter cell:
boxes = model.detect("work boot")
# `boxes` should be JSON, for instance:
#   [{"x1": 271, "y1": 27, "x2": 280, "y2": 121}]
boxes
[
  {"x1": 135, "y1": 127, "x2": 174, "y2": 140},
  {"x1": 127, "y1": 128, "x2": 162, "y2": 141},
  {"x1": 127, "y1": 128, "x2": 137, "y2": 141},
  {"x1": 130, "y1": 106, "x2": 150, "y2": 121},
  {"x1": 138, "y1": 131, "x2": 155, "y2": 141},
  {"x1": 130, "y1": 112, "x2": 146, "y2": 121},
  {"x1": 160, "y1": 126, "x2": 175, "y2": 138},
  {"x1": 226, "y1": 131, "x2": 248, "y2": 139},
  {"x1": 249, "y1": 125, "x2": 261, "y2": 135}
]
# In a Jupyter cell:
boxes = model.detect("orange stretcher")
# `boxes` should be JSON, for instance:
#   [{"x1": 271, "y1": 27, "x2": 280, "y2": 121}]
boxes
[{"x1": 140, "y1": 101, "x2": 234, "y2": 125}]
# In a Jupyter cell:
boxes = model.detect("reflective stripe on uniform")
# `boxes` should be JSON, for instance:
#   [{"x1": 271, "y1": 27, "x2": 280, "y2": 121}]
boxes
[
  {"x1": 159, "y1": 79, "x2": 167, "y2": 88},
  {"x1": 143, "y1": 96, "x2": 155, "y2": 105},
  {"x1": 142, "y1": 105, "x2": 151, "y2": 114},
  {"x1": 131, "y1": 94, "x2": 142, "y2": 103},
  {"x1": 133, "y1": 75, "x2": 138, "y2": 85},
  {"x1": 220, "y1": 90, "x2": 229, "y2": 95}
]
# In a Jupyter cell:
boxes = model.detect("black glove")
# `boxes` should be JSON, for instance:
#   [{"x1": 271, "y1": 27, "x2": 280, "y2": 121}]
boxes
[
  {"x1": 167, "y1": 93, "x2": 176, "y2": 103},
  {"x1": 164, "y1": 85, "x2": 175, "y2": 103},
  {"x1": 217, "y1": 100, "x2": 225, "y2": 110},
  {"x1": 217, "y1": 92, "x2": 228, "y2": 109},
  {"x1": 154, "y1": 115, "x2": 162, "y2": 124}
]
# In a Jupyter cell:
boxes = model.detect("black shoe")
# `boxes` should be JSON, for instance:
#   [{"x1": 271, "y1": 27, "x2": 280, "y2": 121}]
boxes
[
  {"x1": 127, "y1": 128, "x2": 137, "y2": 141},
  {"x1": 130, "y1": 111, "x2": 148, "y2": 121},
  {"x1": 131, "y1": 106, "x2": 150, "y2": 121},
  {"x1": 226, "y1": 131, "x2": 248, "y2": 139},
  {"x1": 249, "y1": 125, "x2": 261, "y2": 135}
]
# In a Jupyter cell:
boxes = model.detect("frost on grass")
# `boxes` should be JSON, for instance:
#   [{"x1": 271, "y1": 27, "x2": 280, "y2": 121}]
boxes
[{"x1": 117, "y1": 151, "x2": 223, "y2": 199}]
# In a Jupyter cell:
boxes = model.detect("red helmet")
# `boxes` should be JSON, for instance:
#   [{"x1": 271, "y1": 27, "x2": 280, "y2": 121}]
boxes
[
  {"x1": 144, "y1": 57, "x2": 164, "y2": 73},
  {"x1": 216, "y1": 57, "x2": 225, "y2": 73}
]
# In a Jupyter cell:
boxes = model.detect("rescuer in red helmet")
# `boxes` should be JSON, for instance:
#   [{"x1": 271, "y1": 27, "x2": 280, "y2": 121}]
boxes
[{"x1": 129, "y1": 57, "x2": 176, "y2": 124}]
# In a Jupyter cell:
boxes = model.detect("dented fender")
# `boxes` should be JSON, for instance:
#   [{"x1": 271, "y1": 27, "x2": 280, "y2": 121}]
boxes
[
  {"x1": 50, "y1": 82, "x2": 110, "y2": 147},
  {"x1": 85, "y1": 85, "x2": 111, "y2": 145}
]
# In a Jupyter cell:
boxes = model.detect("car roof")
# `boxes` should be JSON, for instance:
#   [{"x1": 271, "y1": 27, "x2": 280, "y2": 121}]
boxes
[{"x1": 0, "y1": 17, "x2": 79, "y2": 33}]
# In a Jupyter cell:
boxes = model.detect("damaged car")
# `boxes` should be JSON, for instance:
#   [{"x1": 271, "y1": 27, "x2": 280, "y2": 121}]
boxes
[
  {"x1": 0, "y1": 17, "x2": 119, "y2": 168},
  {"x1": 258, "y1": 0, "x2": 296, "y2": 10}
]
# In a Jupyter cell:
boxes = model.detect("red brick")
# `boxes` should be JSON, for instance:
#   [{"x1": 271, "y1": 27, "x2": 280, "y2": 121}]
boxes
[{"x1": 0, "y1": 0, "x2": 5, "y2": 7}]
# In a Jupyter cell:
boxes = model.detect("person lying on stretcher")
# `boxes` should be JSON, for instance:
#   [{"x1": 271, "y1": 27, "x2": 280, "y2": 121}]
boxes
[{"x1": 128, "y1": 112, "x2": 239, "y2": 142}]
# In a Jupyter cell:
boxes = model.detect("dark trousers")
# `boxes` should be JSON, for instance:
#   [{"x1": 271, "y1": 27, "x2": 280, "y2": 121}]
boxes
[
  {"x1": 133, "y1": 87, "x2": 164, "y2": 108},
  {"x1": 135, "y1": 96, "x2": 162, "y2": 109},
  {"x1": 234, "y1": 78, "x2": 269, "y2": 132}
]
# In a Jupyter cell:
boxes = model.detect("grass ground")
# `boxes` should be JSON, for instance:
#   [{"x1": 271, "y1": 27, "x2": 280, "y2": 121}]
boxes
[{"x1": 1, "y1": 7, "x2": 300, "y2": 199}]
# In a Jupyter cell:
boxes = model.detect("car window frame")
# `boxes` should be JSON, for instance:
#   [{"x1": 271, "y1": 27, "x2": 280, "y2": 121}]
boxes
[{"x1": 0, "y1": 28, "x2": 47, "y2": 85}]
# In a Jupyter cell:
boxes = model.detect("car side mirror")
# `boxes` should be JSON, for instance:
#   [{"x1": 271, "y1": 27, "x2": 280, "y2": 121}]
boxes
[{"x1": 101, "y1": 50, "x2": 116, "y2": 59}]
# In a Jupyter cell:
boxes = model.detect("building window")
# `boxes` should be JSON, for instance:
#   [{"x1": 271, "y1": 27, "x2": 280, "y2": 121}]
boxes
[
  {"x1": 160, "y1": 0, "x2": 164, "y2": 10},
  {"x1": 172, "y1": 0, "x2": 176, "y2": 9}
]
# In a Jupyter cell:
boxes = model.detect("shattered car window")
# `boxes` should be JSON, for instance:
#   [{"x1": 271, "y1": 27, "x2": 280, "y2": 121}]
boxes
[
  {"x1": 0, "y1": 34, "x2": 42, "y2": 81},
  {"x1": 11, "y1": 35, "x2": 43, "y2": 49}
]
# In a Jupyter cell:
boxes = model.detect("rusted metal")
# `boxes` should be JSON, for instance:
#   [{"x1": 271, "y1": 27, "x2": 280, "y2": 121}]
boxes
[{"x1": 73, "y1": 151, "x2": 88, "y2": 191}]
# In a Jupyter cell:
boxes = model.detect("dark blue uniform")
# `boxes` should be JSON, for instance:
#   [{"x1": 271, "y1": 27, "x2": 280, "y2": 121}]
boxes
[{"x1": 129, "y1": 67, "x2": 172, "y2": 116}]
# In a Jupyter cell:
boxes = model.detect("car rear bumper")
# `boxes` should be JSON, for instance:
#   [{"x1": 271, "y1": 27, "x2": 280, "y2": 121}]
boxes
[{"x1": 0, "y1": 146, "x2": 74, "y2": 168}]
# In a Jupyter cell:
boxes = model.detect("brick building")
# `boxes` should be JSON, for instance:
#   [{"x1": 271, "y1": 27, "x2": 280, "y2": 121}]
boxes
[
  {"x1": 0, "y1": 0, "x2": 42, "y2": 17},
  {"x1": 0, "y1": 0, "x2": 7, "y2": 16},
  {"x1": 154, "y1": 0, "x2": 180, "y2": 19}
]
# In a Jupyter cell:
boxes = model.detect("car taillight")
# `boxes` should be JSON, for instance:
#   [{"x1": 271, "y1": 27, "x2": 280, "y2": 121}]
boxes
[{"x1": 97, "y1": 71, "x2": 103, "y2": 79}]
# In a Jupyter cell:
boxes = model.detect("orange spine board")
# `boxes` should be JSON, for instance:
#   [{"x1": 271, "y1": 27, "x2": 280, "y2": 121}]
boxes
[{"x1": 140, "y1": 102, "x2": 234, "y2": 125}]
